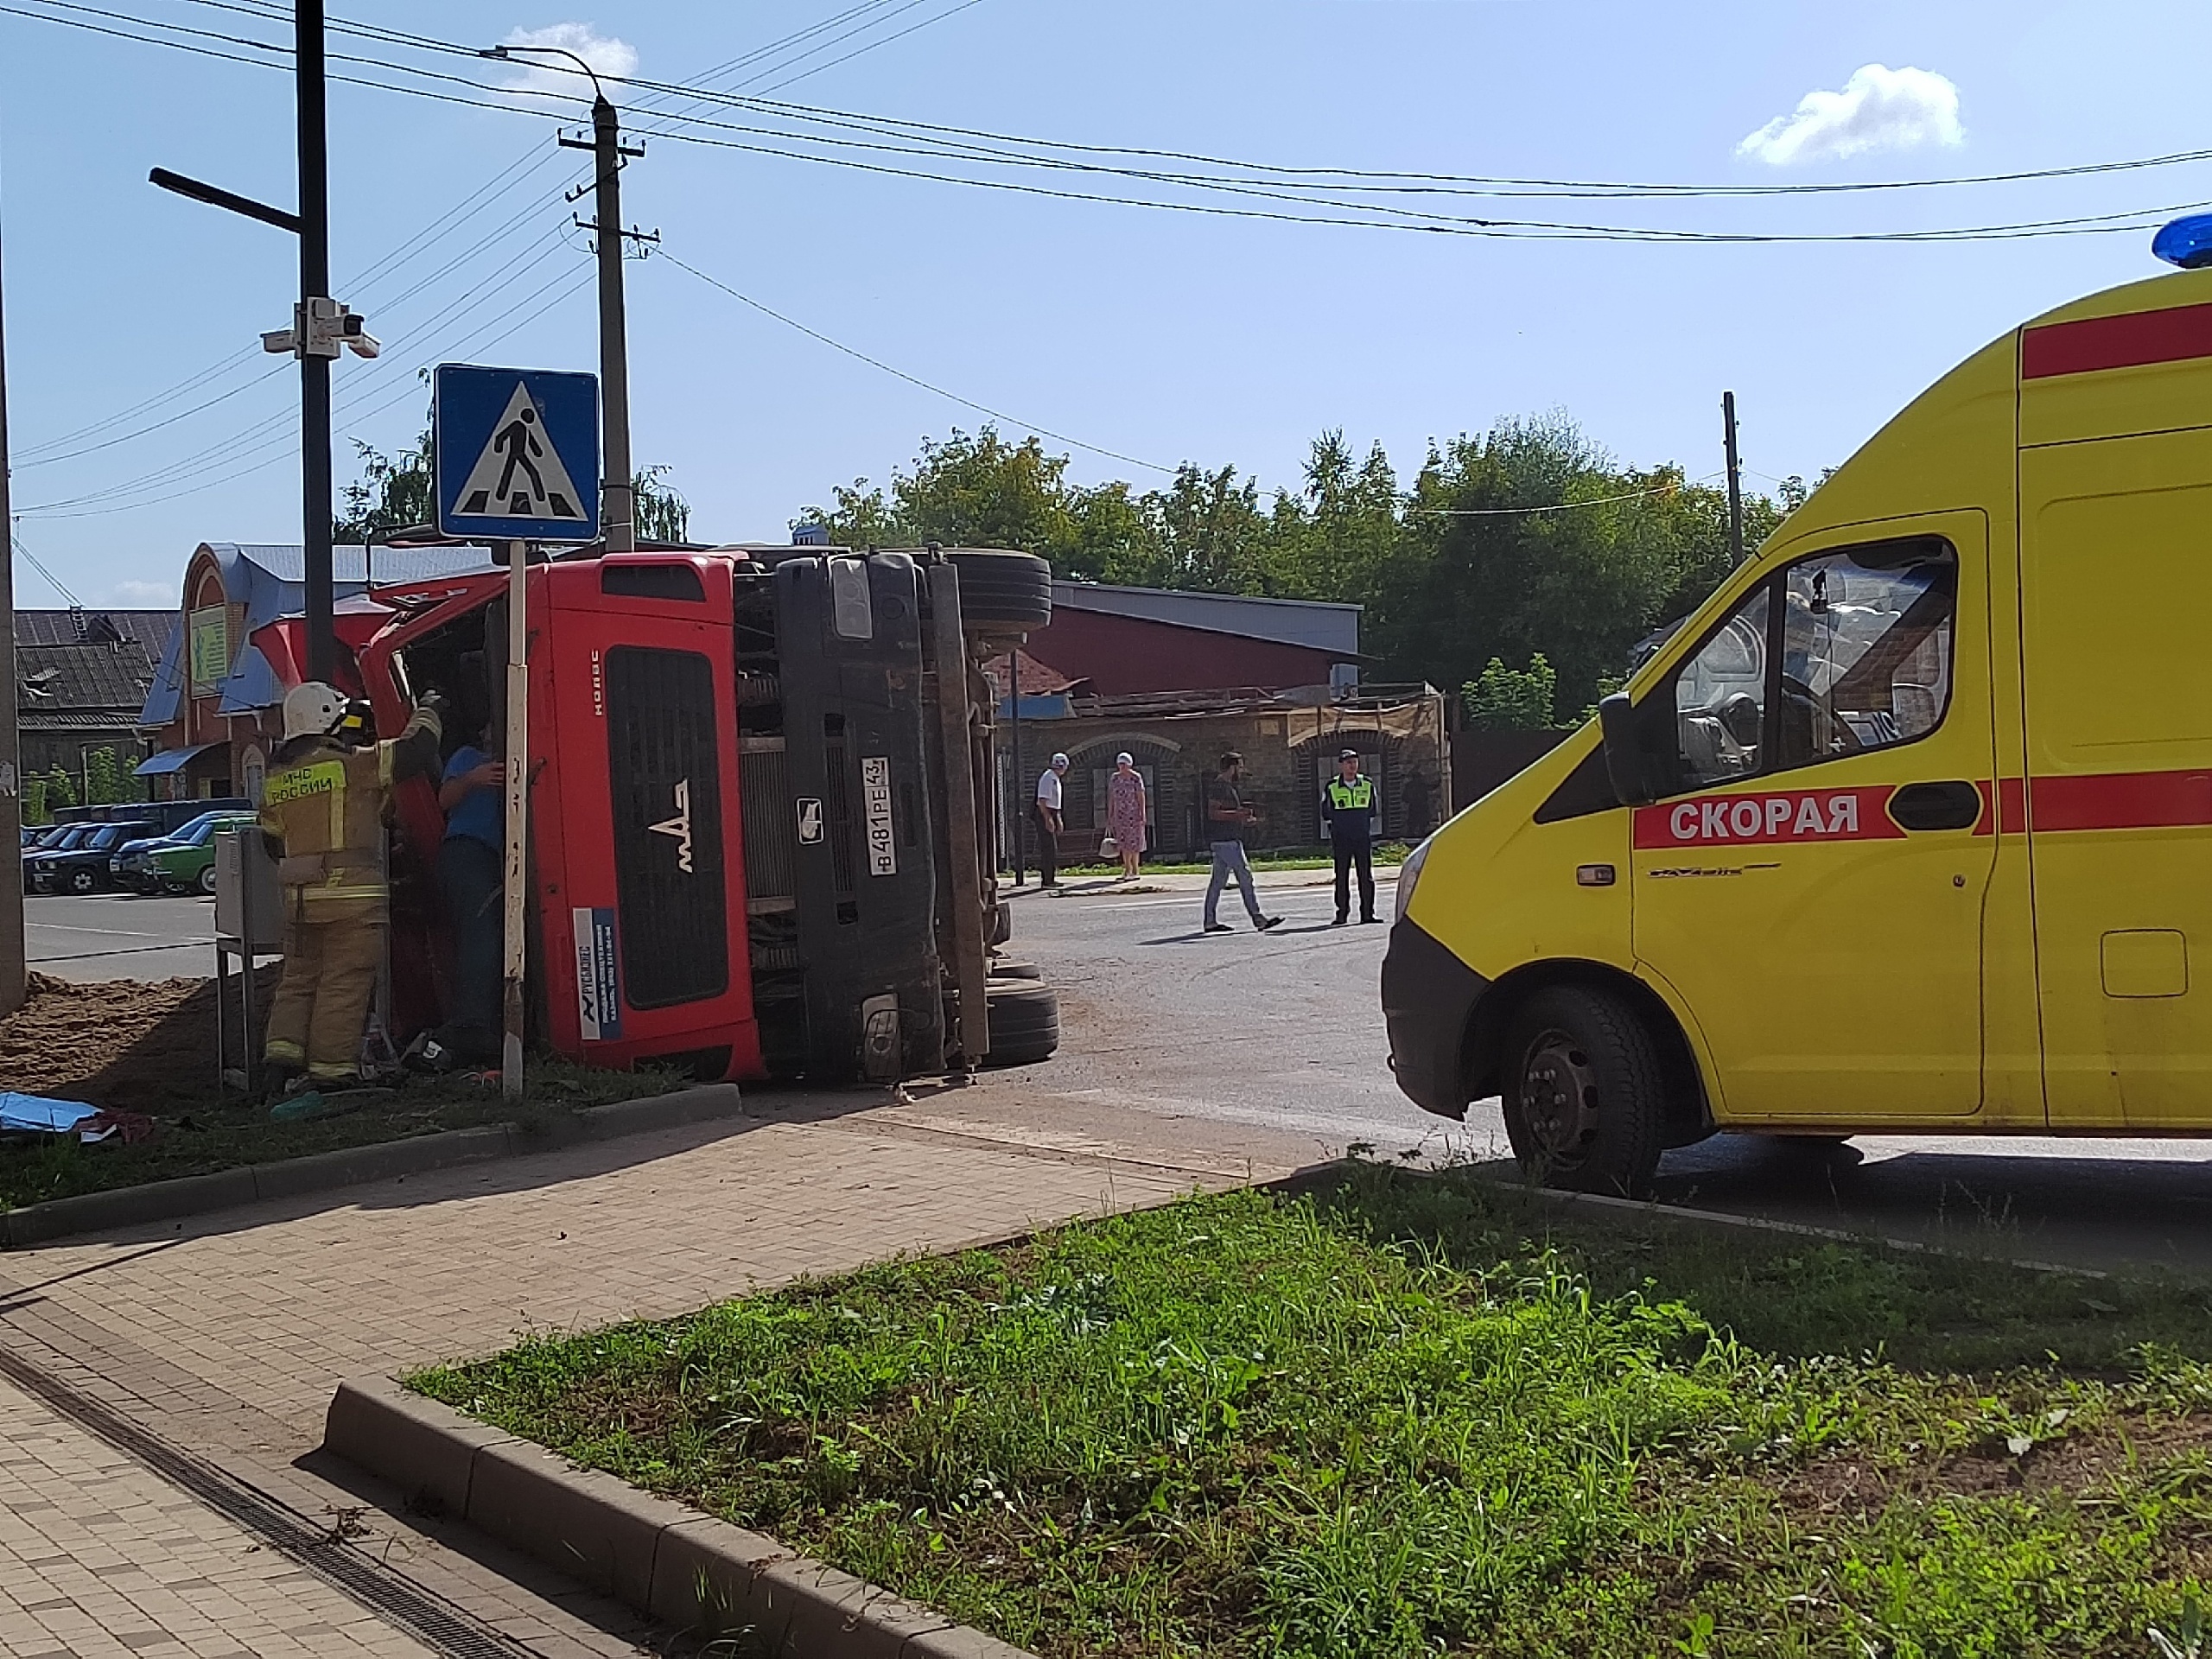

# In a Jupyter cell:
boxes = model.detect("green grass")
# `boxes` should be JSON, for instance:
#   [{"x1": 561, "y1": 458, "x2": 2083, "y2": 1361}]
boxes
[
  {"x1": 0, "y1": 1056, "x2": 681, "y2": 1212},
  {"x1": 1052, "y1": 843, "x2": 1412, "y2": 878},
  {"x1": 410, "y1": 1166, "x2": 2212, "y2": 1657}
]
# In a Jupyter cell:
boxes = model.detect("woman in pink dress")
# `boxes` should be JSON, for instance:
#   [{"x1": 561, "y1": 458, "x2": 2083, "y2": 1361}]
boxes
[{"x1": 1105, "y1": 752, "x2": 1147, "y2": 879}]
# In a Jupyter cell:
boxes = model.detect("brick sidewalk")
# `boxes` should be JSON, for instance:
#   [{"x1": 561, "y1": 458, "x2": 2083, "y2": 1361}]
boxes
[{"x1": 0, "y1": 1106, "x2": 1287, "y2": 1656}]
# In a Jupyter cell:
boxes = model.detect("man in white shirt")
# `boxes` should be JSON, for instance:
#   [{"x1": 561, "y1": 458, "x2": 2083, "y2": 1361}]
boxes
[{"x1": 1033, "y1": 753, "x2": 1069, "y2": 887}]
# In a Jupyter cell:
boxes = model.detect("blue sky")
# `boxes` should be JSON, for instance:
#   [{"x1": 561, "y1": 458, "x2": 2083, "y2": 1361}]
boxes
[{"x1": 3, "y1": 0, "x2": 2209, "y2": 607}]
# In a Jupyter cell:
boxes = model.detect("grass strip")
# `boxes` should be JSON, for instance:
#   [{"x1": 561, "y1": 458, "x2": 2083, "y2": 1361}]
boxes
[
  {"x1": 0, "y1": 1058, "x2": 679, "y2": 1212},
  {"x1": 413, "y1": 1166, "x2": 2212, "y2": 1657}
]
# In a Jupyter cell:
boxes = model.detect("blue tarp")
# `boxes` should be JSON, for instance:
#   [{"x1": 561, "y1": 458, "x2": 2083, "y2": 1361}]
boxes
[{"x1": 0, "y1": 1094, "x2": 97, "y2": 1134}]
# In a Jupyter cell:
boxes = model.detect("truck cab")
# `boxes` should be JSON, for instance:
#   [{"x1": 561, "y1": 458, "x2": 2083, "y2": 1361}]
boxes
[
  {"x1": 347, "y1": 543, "x2": 1049, "y2": 1085},
  {"x1": 1384, "y1": 252, "x2": 2212, "y2": 1194}
]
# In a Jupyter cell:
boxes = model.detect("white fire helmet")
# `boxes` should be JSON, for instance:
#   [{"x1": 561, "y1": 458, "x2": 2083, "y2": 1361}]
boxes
[{"x1": 282, "y1": 681, "x2": 348, "y2": 742}]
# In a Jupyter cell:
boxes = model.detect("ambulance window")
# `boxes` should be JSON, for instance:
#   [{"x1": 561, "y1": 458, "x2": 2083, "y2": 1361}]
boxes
[
  {"x1": 1672, "y1": 587, "x2": 1770, "y2": 787},
  {"x1": 1774, "y1": 541, "x2": 1955, "y2": 771}
]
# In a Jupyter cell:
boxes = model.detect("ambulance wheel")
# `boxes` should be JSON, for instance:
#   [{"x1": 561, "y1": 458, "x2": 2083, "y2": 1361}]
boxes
[
  {"x1": 983, "y1": 981, "x2": 1058, "y2": 1067},
  {"x1": 1502, "y1": 986, "x2": 1666, "y2": 1198},
  {"x1": 944, "y1": 549, "x2": 1052, "y2": 631}
]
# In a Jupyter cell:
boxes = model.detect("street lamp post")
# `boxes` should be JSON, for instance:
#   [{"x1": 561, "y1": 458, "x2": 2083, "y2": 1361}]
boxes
[{"x1": 483, "y1": 44, "x2": 644, "y2": 552}]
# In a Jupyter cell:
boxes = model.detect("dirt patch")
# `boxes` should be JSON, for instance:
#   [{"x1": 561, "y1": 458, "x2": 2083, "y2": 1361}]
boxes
[
  {"x1": 1783, "y1": 1411, "x2": 2212, "y2": 1521},
  {"x1": 0, "y1": 971, "x2": 260, "y2": 1112}
]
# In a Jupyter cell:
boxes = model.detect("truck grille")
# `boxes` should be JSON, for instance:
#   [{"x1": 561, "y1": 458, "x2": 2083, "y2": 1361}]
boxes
[
  {"x1": 739, "y1": 739, "x2": 797, "y2": 905},
  {"x1": 605, "y1": 645, "x2": 730, "y2": 1009}
]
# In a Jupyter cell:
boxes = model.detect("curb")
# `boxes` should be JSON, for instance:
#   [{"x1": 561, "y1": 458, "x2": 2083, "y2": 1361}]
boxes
[
  {"x1": 325, "y1": 1374, "x2": 1039, "y2": 1659},
  {"x1": 1, "y1": 1083, "x2": 746, "y2": 1249}
]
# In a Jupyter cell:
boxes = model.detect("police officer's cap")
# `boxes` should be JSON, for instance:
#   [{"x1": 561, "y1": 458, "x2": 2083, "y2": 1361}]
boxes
[{"x1": 1338, "y1": 747, "x2": 1360, "y2": 760}]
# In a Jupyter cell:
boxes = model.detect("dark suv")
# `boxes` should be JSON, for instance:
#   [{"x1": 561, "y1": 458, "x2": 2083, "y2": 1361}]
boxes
[{"x1": 29, "y1": 818, "x2": 160, "y2": 894}]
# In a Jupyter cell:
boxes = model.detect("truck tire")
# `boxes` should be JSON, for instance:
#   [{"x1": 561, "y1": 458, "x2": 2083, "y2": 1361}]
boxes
[
  {"x1": 983, "y1": 981, "x2": 1058, "y2": 1067},
  {"x1": 988, "y1": 956, "x2": 1041, "y2": 980},
  {"x1": 944, "y1": 549, "x2": 1052, "y2": 631},
  {"x1": 1501, "y1": 985, "x2": 1667, "y2": 1198}
]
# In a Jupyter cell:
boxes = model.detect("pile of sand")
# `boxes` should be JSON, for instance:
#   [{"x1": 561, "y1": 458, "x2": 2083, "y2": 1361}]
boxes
[{"x1": 0, "y1": 973, "x2": 238, "y2": 1113}]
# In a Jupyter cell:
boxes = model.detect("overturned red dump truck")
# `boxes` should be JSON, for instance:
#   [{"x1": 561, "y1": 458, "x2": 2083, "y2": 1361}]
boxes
[{"x1": 263, "y1": 545, "x2": 1058, "y2": 1084}]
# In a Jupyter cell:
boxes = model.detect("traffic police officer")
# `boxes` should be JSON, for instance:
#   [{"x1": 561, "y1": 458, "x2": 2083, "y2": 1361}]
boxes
[
  {"x1": 1320, "y1": 747, "x2": 1380, "y2": 926},
  {"x1": 260, "y1": 681, "x2": 442, "y2": 1090}
]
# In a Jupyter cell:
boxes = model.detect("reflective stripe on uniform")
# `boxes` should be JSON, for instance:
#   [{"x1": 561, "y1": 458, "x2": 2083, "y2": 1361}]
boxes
[{"x1": 1326, "y1": 779, "x2": 1375, "y2": 810}]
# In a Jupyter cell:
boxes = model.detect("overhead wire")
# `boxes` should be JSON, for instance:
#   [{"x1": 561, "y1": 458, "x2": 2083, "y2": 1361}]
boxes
[
  {"x1": 7, "y1": 2, "x2": 2203, "y2": 245},
  {"x1": 10, "y1": 533, "x2": 83, "y2": 604},
  {"x1": 661, "y1": 249, "x2": 1175, "y2": 474}
]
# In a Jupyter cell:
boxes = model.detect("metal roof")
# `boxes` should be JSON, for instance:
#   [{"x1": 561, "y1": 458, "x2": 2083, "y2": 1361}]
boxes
[
  {"x1": 16, "y1": 608, "x2": 179, "y2": 656},
  {"x1": 1049, "y1": 581, "x2": 1360, "y2": 655},
  {"x1": 17, "y1": 641, "x2": 158, "y2": 715}
]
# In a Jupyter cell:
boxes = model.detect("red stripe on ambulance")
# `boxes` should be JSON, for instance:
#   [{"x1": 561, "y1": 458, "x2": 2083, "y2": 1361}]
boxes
[{"x1": 1632, "y1": 785, "x2": 1904, "y2": 850}]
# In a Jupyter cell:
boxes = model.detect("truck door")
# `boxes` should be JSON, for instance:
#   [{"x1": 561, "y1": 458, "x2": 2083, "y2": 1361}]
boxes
[
  {"x1": 2020, "y1": 432, "x2": 2212, "y2": 1127},
  {"x1": 1630, "y1": 516, "x2": 1996, "y2": 1121}
]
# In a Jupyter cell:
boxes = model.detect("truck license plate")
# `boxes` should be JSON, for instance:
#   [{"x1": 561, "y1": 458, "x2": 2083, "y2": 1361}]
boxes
[{"x1": 861, "y1": 756, "x2": 897, "y2": 876}]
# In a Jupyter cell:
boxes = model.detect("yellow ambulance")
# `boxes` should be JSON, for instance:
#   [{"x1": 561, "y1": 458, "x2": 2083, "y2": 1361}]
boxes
[{"x1": 1383, "y1": 226, "x2": 2212, "y2": 1194}]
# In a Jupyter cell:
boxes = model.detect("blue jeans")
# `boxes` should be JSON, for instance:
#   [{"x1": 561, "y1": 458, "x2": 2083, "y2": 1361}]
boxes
[
  {"x1": 1205, "y1": 840, "x2": 1262, "y2": 927},
  {"x1": 437, "y1": 835, "x2": 504, "y2": 1063}
]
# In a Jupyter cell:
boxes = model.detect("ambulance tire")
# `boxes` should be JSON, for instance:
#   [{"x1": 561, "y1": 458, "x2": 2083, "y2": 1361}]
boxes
[
  {"x1": 982, "y1": 982, "x2": 1059, "y2": 1067},
  {"x1": 1502, "y1": 986, "x2": 1667, "y2": 1198},
  {"x1": 944, "y1": 549, "x2": 1052, "y2": 631}
]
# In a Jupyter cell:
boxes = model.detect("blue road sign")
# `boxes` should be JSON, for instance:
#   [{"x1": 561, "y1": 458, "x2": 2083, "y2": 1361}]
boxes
[{"x1": 434, "y1": 364, "x2": 601, "y2": 543}]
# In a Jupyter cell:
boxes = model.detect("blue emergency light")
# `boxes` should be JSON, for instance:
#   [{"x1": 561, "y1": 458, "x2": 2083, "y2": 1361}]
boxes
[{"x1": 2152, "y1": 214, "x2": 2212, "y2": 270}]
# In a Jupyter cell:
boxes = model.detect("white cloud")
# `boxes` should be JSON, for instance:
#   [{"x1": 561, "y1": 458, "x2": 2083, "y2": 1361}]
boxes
[
  {"x1": 1738, "y1": 64, "x2": 1963, "y2": 167},
  {"x1": 107, "y1": 579, "x2": 175, "y2": 606},
  {"x1": 499, "y1": 22, "x2": 638, "y2": 96}
]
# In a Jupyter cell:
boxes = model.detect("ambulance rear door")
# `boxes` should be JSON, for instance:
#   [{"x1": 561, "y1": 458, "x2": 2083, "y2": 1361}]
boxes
[
  {"x1": 1629, "y1": 515, "x2": 1997, "y2": 1122},
  {"x1": 2019, "y1": 429, "x2": 2212, "y2": 1128}
]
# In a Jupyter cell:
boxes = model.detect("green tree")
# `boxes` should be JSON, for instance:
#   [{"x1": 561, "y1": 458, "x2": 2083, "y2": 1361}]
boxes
[
  {"x1": 43, "y1": 765, "x2": 75, "y2": 811},
  {"x1": 1463, "y1": 655, "x2": 1560, "y2": 729},
  {"x1": 82, "y1": 746, "x2": 132, "y2": 805},
  {"x1": 22, "y1": 775, "x2": 47, "y2": 827}
]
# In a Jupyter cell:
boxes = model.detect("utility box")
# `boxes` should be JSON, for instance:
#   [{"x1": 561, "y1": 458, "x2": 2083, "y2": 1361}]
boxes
[{"x1": 213, "y1": 826, "x2": 283, "y2": 950}]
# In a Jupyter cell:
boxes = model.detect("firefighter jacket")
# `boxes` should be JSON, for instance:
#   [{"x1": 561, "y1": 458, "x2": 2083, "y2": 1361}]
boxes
[
  {"x1": 260, "y1": 706, "x2": 442, "y2": 912},
  {"x1": 1320, "y1": 774, "x2": 1376, "y2": 847}
]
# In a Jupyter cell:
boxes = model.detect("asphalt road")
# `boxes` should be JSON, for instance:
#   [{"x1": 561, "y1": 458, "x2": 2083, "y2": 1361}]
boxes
[
  {"x1": 23, "y1": 890, "x2": 216, "y2": 982},
  {"x1": 22, "y1": 874, "x2": 2212, "y2": 1274},
  {"x1": 975, "y1": 869, "x2": 2212, "y2": 1277}
]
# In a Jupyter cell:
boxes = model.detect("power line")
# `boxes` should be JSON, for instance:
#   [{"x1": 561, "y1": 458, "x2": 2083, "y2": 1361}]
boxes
[
  {"x1": 10, "y1": 533, "x2": 81, "y2": 604},
  {"x1": 660, "y1": 250, "x2": 1176, "y2": 474},
  {"x1": 9, "y1": 3, "x2": 2202, "y2": 246}
]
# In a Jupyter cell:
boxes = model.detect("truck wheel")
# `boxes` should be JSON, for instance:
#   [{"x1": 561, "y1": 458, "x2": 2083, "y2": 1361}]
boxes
[
  {"x1": 1501, "y1": 986, "x2": 1666, "y2": 1198},
  {"x1": 983, "y1": 982, "x2": 1058, "y2": 1066},
  {"x1": 197, "y1": 866, "x2": 219, "y2": 896},
  {"x1": 988, "y1": 956, "x2": 1041, "y2": 980},
  {"x1": 944, "y1": 549, "x2": 1052, "y2": 631}
]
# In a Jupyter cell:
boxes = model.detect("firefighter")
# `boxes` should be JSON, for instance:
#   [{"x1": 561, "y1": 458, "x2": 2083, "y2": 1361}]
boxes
[
  {"x1": 260, "y1": 681, "x2": 442, "y2": 1090},
  {"x1": 1320, "y1": 747, "x2": 1380, "y2": 927}
]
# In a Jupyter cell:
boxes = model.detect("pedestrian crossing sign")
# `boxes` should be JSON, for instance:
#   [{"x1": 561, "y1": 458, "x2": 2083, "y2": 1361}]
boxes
[{"x1": 433, "y1": 364, "x2": 601, "y2": 543}]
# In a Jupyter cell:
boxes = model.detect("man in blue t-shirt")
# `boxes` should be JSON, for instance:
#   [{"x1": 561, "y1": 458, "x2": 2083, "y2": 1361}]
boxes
[{"x1": 410, "y1": 734, "x2": 505, "y2": 1070}]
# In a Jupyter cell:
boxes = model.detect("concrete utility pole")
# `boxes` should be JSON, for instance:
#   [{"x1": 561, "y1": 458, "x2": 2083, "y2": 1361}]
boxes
[
  {"x1": 486, "y1": 44, "x2": 647, "y2": 552},
  {"x1": 296, "y1": 0, "x2": 334, "y2": 678},
  {"x1": 151, "y1": 0, "x2": 378, "y2": 683},
  {"x1": 0, "y1": 216, "x2": 24, "y2": 1018},
  {"x1": 1722, "y1": 390, "x2": 1746, "y2": 566}
]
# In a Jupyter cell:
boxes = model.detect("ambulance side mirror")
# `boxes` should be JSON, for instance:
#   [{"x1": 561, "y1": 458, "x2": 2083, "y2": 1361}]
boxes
[{"x1": 1598, "y1": 692, "x2": 1657, "y2": 807}]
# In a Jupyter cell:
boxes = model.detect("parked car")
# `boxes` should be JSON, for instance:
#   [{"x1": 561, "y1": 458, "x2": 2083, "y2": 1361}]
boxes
[
  {"x1": 118, "y1": 811, "x2": 257, "y2": 895},
  {"x1": 22, "y1": 823, "x2": 91, "y2": 891},
  {"x1": 29, "y1": 818, "x2": 159, "y2": 894}
]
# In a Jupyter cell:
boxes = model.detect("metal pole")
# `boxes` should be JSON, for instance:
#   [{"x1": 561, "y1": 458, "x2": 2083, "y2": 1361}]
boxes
[
  {"x1": 1006, "y1": 649, "x2": 1025, "y2": 886},
  {"x1": 594, "y1": 96, "x2": 634, "y2": 553},
  {"x1": 500, "y1": 540, "x2": 529, "y2": 1097},
  {"x1": 297, "y1": 0, "x2": 335, "y2": 679},
  {"x1": 1722, "y1": 390, "x2": 1745, "y2": 567},
  {"x1": 0, "y1": 217, "x2": 22, "y2": 1018}
]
